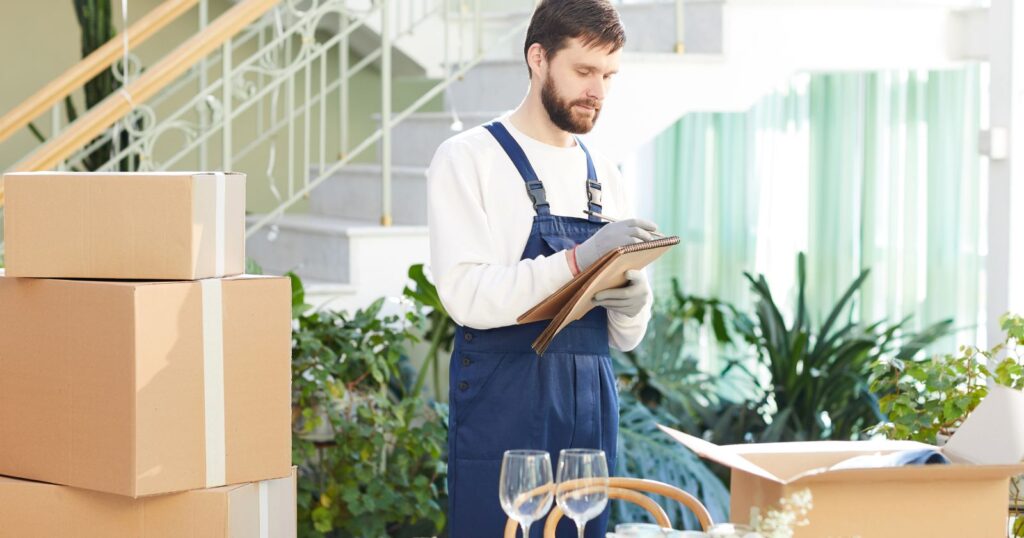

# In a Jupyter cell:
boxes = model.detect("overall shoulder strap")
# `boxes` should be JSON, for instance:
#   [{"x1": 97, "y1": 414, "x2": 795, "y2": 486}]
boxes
[
  {"x1": 575, "y1": 137, "x2": 603, "y2": 223},
  {"x1": 484, "y1": 122, "x2": 550, "y2": 216}
]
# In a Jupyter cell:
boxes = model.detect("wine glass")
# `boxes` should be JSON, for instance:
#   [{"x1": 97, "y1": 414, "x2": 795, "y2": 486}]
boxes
[
  {"x1": 556, "y1": 448, "x2": 610, "y2": 538},
  {"x1": 500, "y1": 450, "x2": 554, "y2": 538}
]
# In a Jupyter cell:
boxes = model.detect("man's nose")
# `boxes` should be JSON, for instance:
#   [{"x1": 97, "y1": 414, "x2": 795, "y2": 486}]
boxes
[{"x1": 587, "y1": 78, "x2": 607, "y2": 103}]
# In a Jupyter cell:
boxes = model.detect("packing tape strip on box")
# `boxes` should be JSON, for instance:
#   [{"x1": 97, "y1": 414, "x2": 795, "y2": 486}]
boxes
[
  {"x1": 260, "y1": 480, "x2": 271, "y2": 538},
  {"x1": 214, "y1": 171, "x2": 226, "y2": 277},
  {"x1": 201, "y1": 278, "x2": 227, "y2": 487},
  {"x1": 201, "y1": 170, "x2": 229, "y2": 486},
  {"x1": 258, "y1": 471, "x2": 297, "y2": 538}
]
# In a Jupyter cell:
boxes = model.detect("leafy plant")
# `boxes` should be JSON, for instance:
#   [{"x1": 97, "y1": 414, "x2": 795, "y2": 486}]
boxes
[
  {"x1": 870, "y1": 313, "x2": 1024, "y2": 444},
  {"x1": 616, "y1": 389, "x2": 732, "y2": 529},
  {"x1": 633, "y1": 253, "x2": 953, "y2": 449},
  {"x1": 402, "y1": 264, "x2": 455, "y2": 401},
  {"x1": 291, "y1": 274, "x2": 447, "y2": 537},
  {"x1": 616, "y1": 252, "x2": 955, "y2": 517},
  {"x1": 612, "y1": 301, "x2": 738, "y2": 529},
  {"x1": 723, "y1": 252, "x2": 954, "y2": 443},
  {"x1": 868, "y1": 314, "x2": 1024, "y2": 537}
]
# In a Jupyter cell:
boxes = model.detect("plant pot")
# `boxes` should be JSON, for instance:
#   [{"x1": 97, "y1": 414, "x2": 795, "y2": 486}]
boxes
[{"x1": 292, "y1": 402, "x2": 335, "y2": 443}]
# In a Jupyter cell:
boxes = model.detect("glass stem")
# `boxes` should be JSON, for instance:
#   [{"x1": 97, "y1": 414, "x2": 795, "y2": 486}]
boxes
[
  {"x1": 576, "y1": 520, "x2": 586, "y2": 538},
  {"x1": 520, "y1": 521, "x2": 531, "y2": 538}
]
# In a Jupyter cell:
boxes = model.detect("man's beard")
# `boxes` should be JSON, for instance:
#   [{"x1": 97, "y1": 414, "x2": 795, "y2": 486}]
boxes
[{"x1": 541, "y1": 74, "x2": 601, "y2": 134}]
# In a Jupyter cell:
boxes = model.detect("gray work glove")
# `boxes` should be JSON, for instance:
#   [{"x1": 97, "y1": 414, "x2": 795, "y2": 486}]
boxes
[
  {"x1": 575, "y1": 218, "x2": 659, "y2": 271},
  {"x1": 593, "y1": 270, "x2": 651, "y2": 317}
]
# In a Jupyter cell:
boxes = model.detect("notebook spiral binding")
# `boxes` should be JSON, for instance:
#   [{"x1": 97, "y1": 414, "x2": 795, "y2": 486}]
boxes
[{"x1": 618, "y1": 236, "x2": 681, "y2": 254}]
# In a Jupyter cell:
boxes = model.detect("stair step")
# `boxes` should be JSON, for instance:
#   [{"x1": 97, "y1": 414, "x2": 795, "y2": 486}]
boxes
[
  {"x1": 449, "y1": 0, "x2": 723, "y2": 61},
  {"x1": 299, "y1": 279, "x2": 359, "y2": 312},
  {"x1": 445, "y1": 59, "x2": 527, "y2": 112},
  {"x1": 247, "y1": 214, "x2": 362, "y2": 283},
  {"x1": 379, "y1": 111, "x2": 506, "y2": 167},
  {"x1": 309, "y1": 164, "x2": 428, "y2": 225},
  {"x1": 618, "y1": 0, "x2": 724, "y2": 55},
  {"x1": 246, "y1": 214, "x2": 429, "y2": 307}
]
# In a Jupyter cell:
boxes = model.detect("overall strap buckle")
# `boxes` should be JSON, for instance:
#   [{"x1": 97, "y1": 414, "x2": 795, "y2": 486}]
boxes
[
  {"x1": 587, "y1": 180, "x2": 603, "y2": 206},
  {"x1": 526, "y1": 180, "x2": 549, "y2": 209}
]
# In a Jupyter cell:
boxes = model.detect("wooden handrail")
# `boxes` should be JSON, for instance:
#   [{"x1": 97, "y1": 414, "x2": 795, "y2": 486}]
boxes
[
  {"x1": 8, "y1": 0, "x2": 281, "y2": 177},
  {"x1": 0, "y1": 0, "x2": 200, "y2": 144}
]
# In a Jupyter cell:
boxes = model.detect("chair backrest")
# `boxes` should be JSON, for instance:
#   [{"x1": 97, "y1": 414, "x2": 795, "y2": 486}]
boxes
[
  {"x1": 542, "y1": 487, "x2": 671, "y2": 538},
  {"x1": 503, "y1": 486, "x2": 670, "y2": 538},
  {"x1": 608, "y1": 477, "x2": 715, "y2": 530},
  {"x1": 501, "y1": 477, "x2": 714, "y2": 538}
]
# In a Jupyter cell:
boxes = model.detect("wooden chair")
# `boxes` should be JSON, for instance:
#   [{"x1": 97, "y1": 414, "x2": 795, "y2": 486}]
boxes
[{"x1": 502, "y1": 477, "x2": 714, "y2": 538}]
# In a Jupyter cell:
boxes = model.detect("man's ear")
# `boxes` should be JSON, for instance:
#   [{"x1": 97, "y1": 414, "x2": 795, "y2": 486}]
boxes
[{"x1": 526, "y1": 42, "x2": 546, "y2": 79}]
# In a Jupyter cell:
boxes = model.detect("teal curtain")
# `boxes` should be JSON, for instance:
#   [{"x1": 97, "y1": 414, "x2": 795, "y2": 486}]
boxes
[
  {"x1": 652, "y1": 82, "x2": 809, "y2": 308},
  {"x1": 651, "y1": 66, "x2": 983, "y2": 350}
]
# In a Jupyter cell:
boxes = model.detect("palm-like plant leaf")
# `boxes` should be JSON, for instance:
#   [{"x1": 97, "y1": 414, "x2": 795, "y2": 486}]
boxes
[
  {"x1": 736, "y1": 253, "x2": 955, "y2": 442},
  {"x1": 616, "y1": 392, "x2": 730, "y2": 530}
]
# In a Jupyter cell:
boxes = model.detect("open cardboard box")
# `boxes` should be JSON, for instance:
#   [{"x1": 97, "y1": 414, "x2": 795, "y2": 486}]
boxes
[{"x1": 661, "y1": 385, "x2": 1024, "y2": 537}]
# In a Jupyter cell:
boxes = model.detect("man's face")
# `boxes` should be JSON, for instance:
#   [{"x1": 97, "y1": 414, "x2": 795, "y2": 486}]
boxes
[{"x1": 539, "y1": 38, "x2": 621, "y2": 134}]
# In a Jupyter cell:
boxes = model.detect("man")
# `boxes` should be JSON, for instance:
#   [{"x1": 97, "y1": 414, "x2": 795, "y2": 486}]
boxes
[{"x1": 427, "y1": 1, "x2": 657, "y2": 535}]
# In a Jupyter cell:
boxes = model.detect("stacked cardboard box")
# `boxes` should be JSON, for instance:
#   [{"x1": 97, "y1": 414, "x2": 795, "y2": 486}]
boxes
[{"x1": 0, "y1": 172, "x2": 296, "y2": 537}]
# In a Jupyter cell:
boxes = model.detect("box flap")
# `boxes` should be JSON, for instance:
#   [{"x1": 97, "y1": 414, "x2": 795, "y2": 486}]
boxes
[
  {"x1": 193, "y1": 171, "x2": 245, "y2": 178},
  {"x1": 729, "y1": 440, "x2": 932, "y2": 481},
  {"x1": 791, "y1": 462, "x2": 1024, "y2": 485},
  {"x1": 0, "y1": 270, "x2": 284, "y2": 286},
  {"x1": 944, "y1": 384, "x2": 1024, "y2": 465},
  {"x1": 727, "y1": 439, "x2": 931, "y2": 455},
  {"x1": 658, "y1": 425, "x2": 783, "y2": 483},
  {"x1": 727, "y1": 438, "x2": 1024, "y2": 483}
]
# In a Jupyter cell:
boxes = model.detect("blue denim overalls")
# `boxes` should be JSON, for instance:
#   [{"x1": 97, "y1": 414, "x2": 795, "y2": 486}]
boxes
[{"x1": 447, "y1": 122, "x2": 618, "y2": 537}]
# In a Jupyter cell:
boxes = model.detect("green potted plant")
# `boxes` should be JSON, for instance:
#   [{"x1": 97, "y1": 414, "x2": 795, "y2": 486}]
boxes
[
  {"x1": 870, "y1": 313, "x2": 1024, "y2": 444},
  {"x1": 869, "y1": 313, "x2": 1024, "y2": 536},
  {"x1": 290, "y1": 273, "x2": 448, "y2": 537}
]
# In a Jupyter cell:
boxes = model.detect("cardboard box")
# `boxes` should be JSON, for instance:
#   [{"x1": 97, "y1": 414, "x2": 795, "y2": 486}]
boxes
[
  {"x1": 3, "y1": 171, "x2": 245, "y2": 280},
  {"x1": 0, "y1": 273, "x2": 292, "y2": 497},
  {"x1": 0, "y1": 468, "x2": 297, "y2": 537},
  {"x1": 662, "y1": 385, "x2": 1024, "y2": 538}
]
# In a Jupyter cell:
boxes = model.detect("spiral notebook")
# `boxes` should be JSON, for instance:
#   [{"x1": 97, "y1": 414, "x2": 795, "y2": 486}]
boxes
[{"x1": 517, "y1": 236, "x2": 680, "y2": 355}]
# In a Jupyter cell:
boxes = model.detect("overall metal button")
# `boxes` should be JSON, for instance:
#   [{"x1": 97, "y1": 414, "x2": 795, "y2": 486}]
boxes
[
  {"x1": 462, "y1": 357, "x2": 472, "y2": 366},
  {"x1": 458, "y1": 381, "x2": 469, "y2": 391},
  {"x1": 463, "y1": 332, "x2": 474, "y2": 343}
]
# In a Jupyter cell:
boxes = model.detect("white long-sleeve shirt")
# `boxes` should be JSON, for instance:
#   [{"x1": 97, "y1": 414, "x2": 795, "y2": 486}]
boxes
[{"x1": 426, "y1": 115, "x2": 651, "y2": 351}]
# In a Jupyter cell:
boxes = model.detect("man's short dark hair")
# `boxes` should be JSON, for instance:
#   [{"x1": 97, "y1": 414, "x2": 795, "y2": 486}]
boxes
[{"x1": 523, "y1": 0, "x2": 626, "y2": 78}]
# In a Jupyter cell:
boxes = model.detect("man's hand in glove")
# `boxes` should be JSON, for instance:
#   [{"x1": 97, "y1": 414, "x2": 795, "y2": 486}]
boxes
[
  {"x1": 592, "y1": 270, "x2": 650, "y2": 318},
  {"x1": 573, "y1": 218, "x2": 659, "y2": 272}
]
